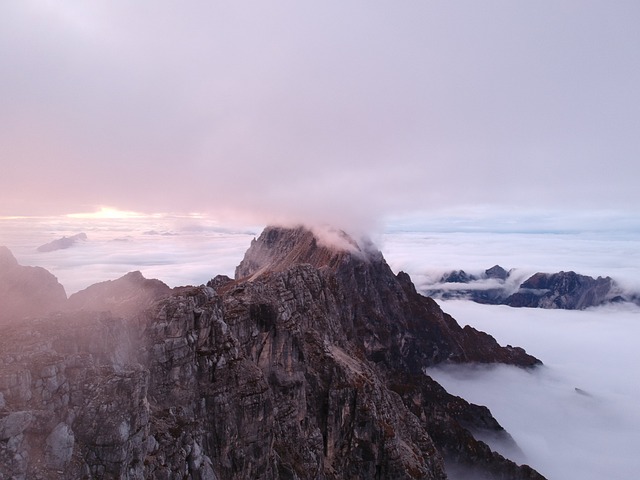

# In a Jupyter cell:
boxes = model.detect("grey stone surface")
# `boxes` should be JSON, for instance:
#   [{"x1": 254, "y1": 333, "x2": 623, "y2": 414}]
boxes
[{"x1": 0, "y1": 229, "x2": 546, "y2": 479}]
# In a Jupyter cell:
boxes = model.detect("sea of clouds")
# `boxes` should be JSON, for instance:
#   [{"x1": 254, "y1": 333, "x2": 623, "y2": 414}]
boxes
[
  {"x1": 2, "y1": 214, "x2": 639, "y2": 479},
  {"x1": 379, "y1": 220, "x2": 640, "y2": 479},
  {"x1": 0, "y1": 215, "x2": 259, "y2": 294},
  {"x1": 427, "y1": 301, "x2": 640, "y2": 480}
]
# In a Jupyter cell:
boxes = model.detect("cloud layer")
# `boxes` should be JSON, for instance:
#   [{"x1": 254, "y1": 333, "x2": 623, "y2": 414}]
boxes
[
  {"x1": 2, "y1": 215, "x2": 639, "y2": 477},
  {"x1": 1, "y1": 1, "x2": 639, "y2": 226},
  {"x1": 428, "y1": 300, "x2": 640, "y2": 480},
  {"x1": 4, "y1": 211, "x2": 640, "y2": 295},
  {"x1": 1, "y1": 215, "x2": 258, "y2": 294}
]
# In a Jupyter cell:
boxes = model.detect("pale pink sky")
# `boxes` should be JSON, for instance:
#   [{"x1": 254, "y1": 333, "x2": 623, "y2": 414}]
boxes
[{"x1": 1, "y1": 1, "x2": 639, "y2": 227}]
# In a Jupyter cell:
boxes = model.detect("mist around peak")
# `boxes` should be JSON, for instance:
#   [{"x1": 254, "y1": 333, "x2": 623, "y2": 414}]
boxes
[
  {"x1": 234, "y1": 224, "x2": 382, "y2": 281},
  {"x1": 252, "y1": 215, "x2": 379, "y2": 251},
  {"x1": 0, "y1": 220, "x2": 548, "y2": 479},
  {"x1": 0, "y1": 245, "x2": 67, "y2": 322},
  {"x1": 36, "y1": 232, "x2": 88, "y2": 253},
  {"x1": 1, "y1": 217, "x2": 638, "y2": 477},
  {"x1": 66, "y1": 270, "x2": 172, "y2": 317}
]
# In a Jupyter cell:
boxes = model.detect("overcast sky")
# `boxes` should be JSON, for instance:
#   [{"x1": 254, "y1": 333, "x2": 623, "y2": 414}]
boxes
[{"x1": 1, "y1": 1, "x2": 639, "y2": 228}]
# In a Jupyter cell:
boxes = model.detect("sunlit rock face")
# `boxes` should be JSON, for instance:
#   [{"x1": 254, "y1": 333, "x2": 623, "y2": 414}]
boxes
[{"x1": 0, "y1": 228, "x2": 545, "y2": 479}]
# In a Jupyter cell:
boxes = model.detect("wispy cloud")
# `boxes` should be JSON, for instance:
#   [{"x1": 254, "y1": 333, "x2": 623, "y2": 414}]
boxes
[
  {"x1": 1, "y1": 214, "x2": 639, "y2": 478},
  {"x1": 4, "y1": 211, "x2": 640, "y2": 295},
  {"x1": 380, "y1": 225, "x2": 640, "y2": 293}
]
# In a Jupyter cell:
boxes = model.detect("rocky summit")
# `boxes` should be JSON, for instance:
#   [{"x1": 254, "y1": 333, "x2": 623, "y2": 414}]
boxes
[{"x1": 0, "y1": 226, "x2": 545, "y2": 479}]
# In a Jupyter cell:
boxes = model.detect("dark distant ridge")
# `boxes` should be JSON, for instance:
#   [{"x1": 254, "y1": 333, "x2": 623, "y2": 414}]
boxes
[
  {"x1": 0, "y1": 231, "x2": 545, "y2": 479},
  {"x1": 36, "y1": 232, "x2": 88, "y2": 252},
  {"x1": 425, "y1": 265, "x2": 634, "y2": 309}
]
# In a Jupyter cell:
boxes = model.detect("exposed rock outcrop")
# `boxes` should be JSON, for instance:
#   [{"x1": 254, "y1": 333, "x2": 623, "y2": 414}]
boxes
[
  {"x1": 0, "y1": 228, "x2": 545, "y2": 479},
  {"x1": 67, "y1": 271, "x2": 172, "y2": 317},
  {"x1": 0, "y1": 246, "x2": 67, "y2": 323},
  {"x1": 485, "y1": 265, "x2": 509, "y2": 281},
  {"x1": 439, "y1": 270, "x2": 476, "y2": 284}
]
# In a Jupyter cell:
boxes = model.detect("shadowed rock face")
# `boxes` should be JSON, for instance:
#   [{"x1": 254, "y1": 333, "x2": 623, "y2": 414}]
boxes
[
  {"x1": 485, "y1": 265, "x2": 509, "y2": 281},
  {"x1": 505, "y1": 271, "x2": 613, "y2": 309},
  {"x1": 426, "y1": 265, "x2": 622, "y2": 310},
  {"x1": 0, "y1": 246, "x2": 67, "y2": 322},
  {"x1": 236, "y1": 227, "x2": 540, "y2": 370},
  {"x1": 0, "y1": 229, "x2": 545, "y2": 480},
  {"x1": 36, "y1": 233, "x2": 87, "y2": 253},
  {"x1": 67, "y1": 270, "x2": 172, "y2": 317}
]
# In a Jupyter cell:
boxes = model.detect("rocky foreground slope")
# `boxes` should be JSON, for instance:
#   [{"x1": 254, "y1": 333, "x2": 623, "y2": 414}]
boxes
[{"x1": 0, "y1": 226, "x2": 545, "y2": 479}]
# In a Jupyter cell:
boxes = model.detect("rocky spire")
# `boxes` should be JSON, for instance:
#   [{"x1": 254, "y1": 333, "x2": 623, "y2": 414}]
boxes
[
  {"x1": 0, "y1": 227, "x2": 546, "y2": 479},
  {"x1": 235, "y1": 225, "x2": 374, "y2": 280},
  {"x1": 236, "y1": 225, "x2": 540, "y2": 369}
]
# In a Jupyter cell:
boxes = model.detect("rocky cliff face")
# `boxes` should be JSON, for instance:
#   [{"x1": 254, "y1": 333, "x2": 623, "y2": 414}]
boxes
[{"x1": 0, "y1": 228, "x2": 545, "y2": 479}]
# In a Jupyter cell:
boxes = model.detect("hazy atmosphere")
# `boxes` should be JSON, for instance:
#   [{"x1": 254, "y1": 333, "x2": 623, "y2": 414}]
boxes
[
  {"x1": 2, "y1": 2, "x2": 640, "y2": 479},
  {"x1": 2, "y1": 1, "x2": 640, "y2": 227},
  {"x1": 2, "y1": 216, "x2": 639, "y2": 479}
]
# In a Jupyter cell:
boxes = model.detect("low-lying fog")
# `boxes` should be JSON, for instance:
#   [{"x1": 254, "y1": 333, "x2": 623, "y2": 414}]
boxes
[
  {"x1": 2, "y1": 214, "x2": 639, "y2": 478},
  {"x1": 427, "y1": 301, "x2": 640, "y2": 480},
  {"x1": 0, "y1": 215, "x2": 259, "y2": 294}
]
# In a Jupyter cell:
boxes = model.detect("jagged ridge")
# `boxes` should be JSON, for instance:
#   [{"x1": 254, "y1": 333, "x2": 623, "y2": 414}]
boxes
[{"x1": 0, "y1": 229, "x2": 545, "y2": 479}]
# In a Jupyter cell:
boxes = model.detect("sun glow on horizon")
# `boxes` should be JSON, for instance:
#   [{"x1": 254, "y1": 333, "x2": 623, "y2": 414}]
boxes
[
  {"x1": 0, "y1": 216, "x2": 31, "y2": 220},
  {"x1": 63, "y1": 207, "x2": 218, "y2": 222},
  {"x1": 66, "y1": 207, "x2": 149, "y2": 220}
]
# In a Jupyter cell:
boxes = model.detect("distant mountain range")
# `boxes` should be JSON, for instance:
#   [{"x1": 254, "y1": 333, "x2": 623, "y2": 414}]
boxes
[
  {"x1": 422, "y1": 265, "x2": 639, "y2": 309},
  {"x1": 36, "y1": 232, "x2": 87, "y2": 252}
]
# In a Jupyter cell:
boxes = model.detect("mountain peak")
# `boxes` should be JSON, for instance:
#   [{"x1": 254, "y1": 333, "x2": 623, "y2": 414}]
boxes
[
  {"x1": 0, "y1": 247, "x2": 67, "y2": 322},
  {"x1": 0, "y1": 246, "x2": 19, "y2": 271},
  {"x1": 0, "y1": 227, "x2": 545, "y2": 479},
  {"x1": 235, "y1": 224, "x2": 376, "y2": 280},
  {"x1": 67, "y1": 270, "x2": 171, "y2": 316}
]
